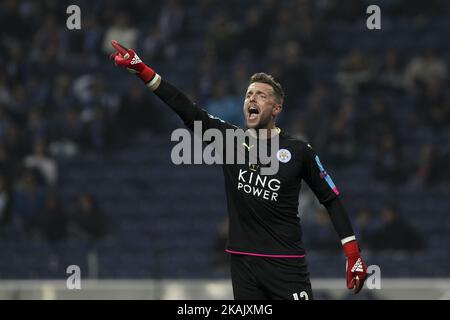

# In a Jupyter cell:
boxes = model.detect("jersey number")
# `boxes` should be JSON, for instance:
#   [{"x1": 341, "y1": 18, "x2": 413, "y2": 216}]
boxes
[{"x1": 293, "y1": 291, "x2": 309, "y2": 300}]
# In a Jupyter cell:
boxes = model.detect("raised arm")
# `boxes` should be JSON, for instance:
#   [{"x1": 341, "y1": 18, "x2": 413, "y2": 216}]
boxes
[{"x1": 110, "y1": 40, "x2": 234, "y2": 132}]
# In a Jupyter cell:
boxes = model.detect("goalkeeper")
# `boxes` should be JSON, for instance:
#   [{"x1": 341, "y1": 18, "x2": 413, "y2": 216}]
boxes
[{"x1": 110, "y1": 40, "x2": 367, "y2": 300}]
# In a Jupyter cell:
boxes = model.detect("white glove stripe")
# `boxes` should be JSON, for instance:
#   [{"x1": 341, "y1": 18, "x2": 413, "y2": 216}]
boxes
[
  {"x1": 341, "y1": 235, "x2": 356, "y2": 245},
  {"x1": 147, "y1": 73, "x2": 161, "y2": 90}
]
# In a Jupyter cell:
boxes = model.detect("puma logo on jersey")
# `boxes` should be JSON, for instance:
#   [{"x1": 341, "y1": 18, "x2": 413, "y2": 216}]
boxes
[
  {"x1": 351, "y1": 258, "x2": 364, "y2": 273},
  {"x1": 242, "y1": 143, "x2": 254, "y2": 151}
]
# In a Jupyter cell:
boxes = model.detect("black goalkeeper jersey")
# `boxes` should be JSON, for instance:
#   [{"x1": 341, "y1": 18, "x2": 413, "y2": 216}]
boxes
[
  {"x1": 155, "y1": 80, "x2": 343, "y2": 257},
  {"x1": 223, "y1": 132, "x2": 339, "y2": 257}
]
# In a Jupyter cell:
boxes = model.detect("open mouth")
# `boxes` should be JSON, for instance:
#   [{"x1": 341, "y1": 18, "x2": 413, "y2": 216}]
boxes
[{"x1": 248, "y1": 106, "x2": 260, "y2": 120}]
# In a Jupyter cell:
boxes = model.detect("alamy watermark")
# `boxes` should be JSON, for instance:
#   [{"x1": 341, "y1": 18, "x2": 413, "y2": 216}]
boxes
[
  {"x1": 366, "y1": 5, "x2": 381, "y2": 30},
  {"x1": 66, "y1": 265, "x2": 81, "y2": 290},
  {"x1": 171, "y1": 121, "x2": 281, "y2": 175},
  {"x1": 66, "y1": 5, "x2": 81, "y2": 30},
  {"x1": 365, "y1": 264, "x2": 381, "y2": 290}
]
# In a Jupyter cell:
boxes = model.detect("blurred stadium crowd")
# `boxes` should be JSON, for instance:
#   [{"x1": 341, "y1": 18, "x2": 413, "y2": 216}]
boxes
[{"x1": 0, "y1": 0, "x2": 449, "y2": 280}]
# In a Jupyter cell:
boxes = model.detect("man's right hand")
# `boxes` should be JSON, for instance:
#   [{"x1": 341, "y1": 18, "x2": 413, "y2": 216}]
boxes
[{"x1": 110, "y1": 40, "x2": 160, "y2": 88}]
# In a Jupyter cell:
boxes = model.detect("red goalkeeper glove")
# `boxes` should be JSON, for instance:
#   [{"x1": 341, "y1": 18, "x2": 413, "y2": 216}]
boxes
[
  {"x1": 343, "y1": 240, "x2": 367, "y2": 294},
  {"x1": 110, "y1": 40, "x2": 160, "y2": 88}
]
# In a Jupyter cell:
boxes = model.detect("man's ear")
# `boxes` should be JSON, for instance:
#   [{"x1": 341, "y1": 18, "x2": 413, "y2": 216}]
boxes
[{"x1": 273, "y1": 103, "x2": 282, "y2": 117}]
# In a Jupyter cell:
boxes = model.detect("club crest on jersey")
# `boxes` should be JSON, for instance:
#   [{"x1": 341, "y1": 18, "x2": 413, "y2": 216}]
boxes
[{"x1": 276, "y1": 149, "x2": 291, "y2": 163}]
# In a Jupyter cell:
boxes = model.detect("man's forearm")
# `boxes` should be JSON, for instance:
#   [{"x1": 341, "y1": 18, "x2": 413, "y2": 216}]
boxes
[
  {"x1": 152, "y1": 78, "x2": 200, "y2": 127},
  {"x1": 325, "y1": 197, "x2": 367, "y2": 293},
  {"x1": 324, "y1": 197, "x2": 355, "y2": 243}
]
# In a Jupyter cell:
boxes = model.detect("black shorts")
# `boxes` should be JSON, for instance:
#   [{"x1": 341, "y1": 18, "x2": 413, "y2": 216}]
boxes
[{"x1": 230, "y1": 254, "x2": 313, "y2": 300}]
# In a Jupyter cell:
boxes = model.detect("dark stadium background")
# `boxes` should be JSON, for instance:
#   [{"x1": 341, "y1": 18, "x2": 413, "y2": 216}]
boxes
[{"x1": 0, "y1": 0, "x2": 449, "y2": 299}]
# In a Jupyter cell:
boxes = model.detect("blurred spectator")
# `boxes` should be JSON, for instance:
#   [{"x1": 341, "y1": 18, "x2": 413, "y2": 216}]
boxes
[
  {"x1": 49, "y1": 106, "x2": 84, "y2": 158},
  {"x1": 26, "y1": 73, "x2": 51, "y2": 107},
  {"x1": 354, "y1": 206, "x2": 380, "y2": 251},
  {"x1": 0, "y1": 175, "x2": 13, "y2": 229},
  {"x1": 158, "y1": 0, "x2": 184, "y2": 44},
  {"x1": 0, "y1": 104, "x2": 13, "y2": 144},
  {"x1": 0, "y1": 76, "x2": 12, "y2": 105},
  {"x1": 279, "y1": 41, "x2": 310, "y2": 101},
  {"x1": 0, "y1": 0, "x2": 33, "y2": 39},
  {"x1": 427, "y1": 95, "x2": 450, "y2": 130},
  {"x1": 430, "y1": 137, "x2": 450, "y2": 183},
  {"x1": 270, "y1": 7, "x2": 300, "y2": 48},
  {"x1": 410, "y1": 143, "x2": 439, "y2": 186},
  {"x1": 291, "y1": 0, "x2": 328, "y2": 54},
  {"x1": 303, "y1": 207, "x2": 340, "y2": 252},
  {"x1": 24, "y1": 138, "x2": 58, "y2": 187},
  {"x1": 193, "y1": 57, "x2": 217, "y2": 106},
  {"x1": 70, "y1": 193, "x2": 108, "y2": 242},
  {"x1": 206, "y1": 79, "x2": 242, "y2": 127},
  {"x1": 355, "y1": 99, "x2": 396, "y2": 148},
  {"x1": 376, "y1": 49, "x2": 406, "y2": 94},
  {"x1": 13, "y1": 171, "x2": 46, "y2": 236},
  {"x1": 10, "y1": 84, "x2": 28, "y2": 118},
  {"x1": 37, "y1": 192, "x2": 68, "y2": 244},
  {"x1": 373, "y1": 132, "x2": 407, "y2": 185},
  {"x1": 25, "y1": 108, "x2": 49, "y2": 142},
  {"x1": 142, "y1": 26, "x2": 164, "y2": 60},
  {"x1": 80, "y1": 15, "x2": 103, "y2": 57},
  {"x1": 414, "y1": 76, "x2": 449, "y2": 129},
  {"x1": 0, "y1": 145, "x2": 14, "y2": 184},
  {"x1": 72, "y1": 74, "x2": 119, "y2": 111},
  {"x1": 141, "y1": 0, "x2": 184, "y2": 61},
  {"x1": 336, "y1": 49, "x2": 374, "y2": 94},
  {"x1": 85, "y1": 107, "x2": 115, "y2": 151},
  {"x1": 116, "y1": 85, "x2": 163, "y2": 137},
  {"x1": 50, "y1": 72, "x2": 74, "y2": 110},
  {"x1": 3, "y1": 122, "x2": 28, "y2": 161},
  {"x1": 323, "y1": 98, "x2": 356, "y2": 165},
  {"x1": 368, "y1": 204, "x2": 426, "y2": 253},
  {"x1": 301, "y1": 83, "x2": 332, "y2": 150},
  {"x1": 29, "y1": 15, "x2": 68, "y2": 68},
  {"x1": 404, "y1": 48, "x2": 447, "y2": 91},
  {"x1": 207, "y1": 12, "x2": 240, "y2": 62},
  {"x1": 102, "y1": 13, "x2": 138, "y2": 54},
  {"x1": 229, "y1": 64, "x2": 251, "y2": 102},
  {"x1": 240, "y1": 8, "x2": 269, "y2": 58}
]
